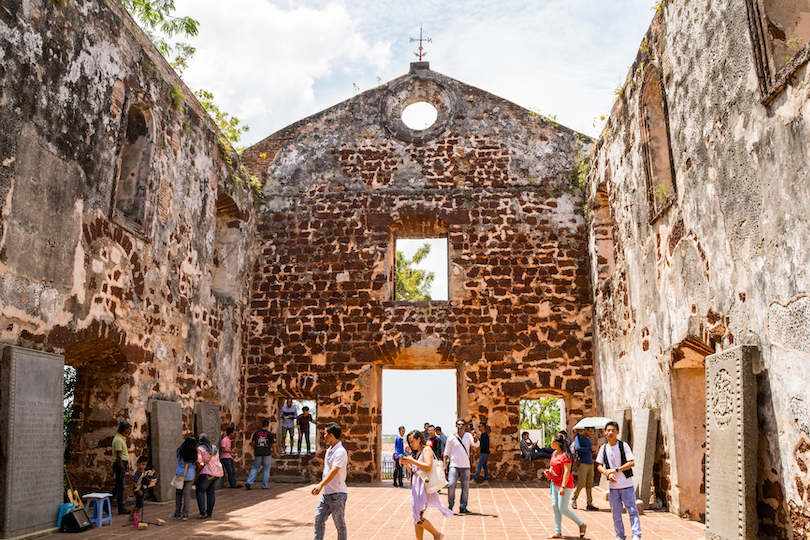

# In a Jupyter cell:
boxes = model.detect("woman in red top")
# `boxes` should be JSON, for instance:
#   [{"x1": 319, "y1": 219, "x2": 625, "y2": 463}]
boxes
[{"x1": 544, "y1": 433, "x2": 587, "y2": 538}]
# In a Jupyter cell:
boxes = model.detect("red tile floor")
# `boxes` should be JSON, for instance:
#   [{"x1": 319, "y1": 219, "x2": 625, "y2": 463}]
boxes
[{"x1": 44, "y1": 482, "x2": 705, "y2": 540}]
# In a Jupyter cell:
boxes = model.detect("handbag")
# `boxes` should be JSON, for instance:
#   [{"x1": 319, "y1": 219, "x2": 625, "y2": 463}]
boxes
[
  {"x1": 415, "y1": 453, "x2": 448, "y2": 494},
  {"x1": 171, "y1": 463, "x2": 188, "y2": 490}
]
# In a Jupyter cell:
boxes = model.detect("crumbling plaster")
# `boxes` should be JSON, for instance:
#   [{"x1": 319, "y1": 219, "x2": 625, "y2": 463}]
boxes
[
  {"x1": 589, "y1": 0, "x2": 810, "y2": 531},
  {"x1": 1, "y1": 0, "x2": 254, "y2": 493}
]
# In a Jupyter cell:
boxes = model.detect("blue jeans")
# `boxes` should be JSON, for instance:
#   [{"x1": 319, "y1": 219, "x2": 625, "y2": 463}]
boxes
[
  {"x1": 314, "y1": 492, "x2": 347, "y2": 540},
  {"x1": 609, "y1": 486, "x2": 642, "y2": 539},
  {"x1": 247, "y1": 455, "x2": 272, "y2": 488},
  {"x1": 473, "y1": 453, "x2": 489, "y2": 482},
  {"x1": 221, "y1": 457, "x2": 237, "y2": 487},
  {"x1": 112, "y1": 461, "x2": 128, "y2": 511},
  {"x1": 447, "y1": 467, "x2": 470, "y2": 509},
  {"x1": 196, "y1": 474, "x2": 216, "y2": 516},
  {"x1": 551, "y1": 484, "x2": 584, "y2": 534}
]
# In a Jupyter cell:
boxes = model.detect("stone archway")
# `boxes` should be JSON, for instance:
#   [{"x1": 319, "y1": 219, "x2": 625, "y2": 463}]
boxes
[{"x1": 64, "y1": 337, "x2": 132, "y2": 494}]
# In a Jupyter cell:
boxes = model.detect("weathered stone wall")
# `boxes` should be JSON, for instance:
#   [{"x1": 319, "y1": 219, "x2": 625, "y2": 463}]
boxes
[
  {"x1": 0, "y1": 0, "x2": 253, "y2": 493},
  {"x1": 588, "y1": 0, "x2": 810, "y2": 535},
  {"x1": 242, "y1": 64, "x2": 595, "y2": 481}
]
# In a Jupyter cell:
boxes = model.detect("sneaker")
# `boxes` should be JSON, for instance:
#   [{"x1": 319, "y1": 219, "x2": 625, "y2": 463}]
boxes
[
  {"x1": 447, "y1": 504, "x2": 454, "y2": 511},
  {"x1": 470, "y1": 479, "x2": 477, "y2": 485},
  {"x1": 231, "y1": 484, "x2": 242, "y2": 488},
  {"x1": 245, "y1": 483, "x2": 252, "y2": 490},
  {"x1": 480, "y1": 480, "x2": 489, "y2": 486},
  {"x1": 169, "y1": 514, "x2": 181, "y2": 519},
  {"x1": 586, "y1": 504, "x2": 598, "y2": 511},
  {"x1": 631, "y1": 537, "x2": 641, "y2": 540},
  {"x1": 571, "y1": 499, "x2": 578, "y2": 509},
  {"x1": 459, "y1": 507, "x2": 471, "y2": 514},
  {"x1": 181, "y1": 516, "x2": 188, "y2": 521}
]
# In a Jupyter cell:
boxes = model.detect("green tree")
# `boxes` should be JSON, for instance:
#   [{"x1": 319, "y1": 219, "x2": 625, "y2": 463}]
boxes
[
  {"x1": 520, "y1": 398, "x2": 561, "y2": 446},
  {"x1": 396, "y1": 243, "x2": 434, "y2": 301},
  {"x1": 195, "y1": 89, "x2": 250, "y2": 149},
  {"x1": 119, "y1": 0, "x2": 198, "y2": 56},
  {"x1": 120, "y1": 1, "x2": 250, "y2": 148}
]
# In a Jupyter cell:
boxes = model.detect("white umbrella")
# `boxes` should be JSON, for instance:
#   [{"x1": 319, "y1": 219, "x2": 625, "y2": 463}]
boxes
[{"x1": 572, "y1": 417, "x2": 613, "y2": 430}]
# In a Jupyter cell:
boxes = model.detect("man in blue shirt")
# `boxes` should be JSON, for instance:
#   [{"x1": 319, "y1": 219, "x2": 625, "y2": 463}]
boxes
[
  {"x1": 572, "y1": 427, "x2": 598, "y2": 510},
  {"x1": 393, "y1": 426, "x2": 405, "y2": 487}
]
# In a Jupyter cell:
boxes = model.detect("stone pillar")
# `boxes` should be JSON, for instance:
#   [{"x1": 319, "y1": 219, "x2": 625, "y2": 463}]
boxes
[
  {"x1": 705, "y1": 346, "x2": 757, "y2": 540},
  {"x1": 633, "y1": 407, "x2": 660, "y2": 508},
  {"x1": 0, "y1": 346, "x2": 64, "y2": 538},
  {"x1": 147, "y1": 399, "x2": 182, "y2": 502}
]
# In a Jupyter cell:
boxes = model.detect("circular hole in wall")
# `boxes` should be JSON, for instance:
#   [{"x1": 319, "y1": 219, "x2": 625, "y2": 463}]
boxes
[{"x1": 401, "y1": 101, "x2": 438, "y2": 130}]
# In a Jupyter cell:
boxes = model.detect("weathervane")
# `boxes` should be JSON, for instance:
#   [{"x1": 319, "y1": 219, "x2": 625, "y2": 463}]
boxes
[{"x1": 410, "y1": 25, "x2": 432, "y2": 61}]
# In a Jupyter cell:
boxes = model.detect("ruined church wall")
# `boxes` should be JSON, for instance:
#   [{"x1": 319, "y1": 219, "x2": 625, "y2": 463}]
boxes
[
  {"x1": 589, "y1": 0, "x2": 810, "y2": 534},
  {"x1": 0, "y1": 0, "x2": 253, "y2": 492},
  {"x1": 243, "y1": 68, "x2": 595, "y2": 481}
]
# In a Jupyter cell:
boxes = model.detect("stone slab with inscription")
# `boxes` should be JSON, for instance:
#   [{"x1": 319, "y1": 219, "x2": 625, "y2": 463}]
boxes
[
  {"x1": 0, "y1": 346, "x2": 64, "y2": 538},
  {"x1": 633, "y1": 408, "x2": 659, "y2": 508},
  {"x1": 148, "y1": 399, "x2": 183, "y2": 502},
  {"x1": 705, "y1": 345, "x2": 757, "y2": 540}
]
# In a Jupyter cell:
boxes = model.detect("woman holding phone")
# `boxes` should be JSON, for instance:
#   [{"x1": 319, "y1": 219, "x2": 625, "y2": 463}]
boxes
[{"x1": 400, "y1": 430, "x2": 452, "y2": 540}]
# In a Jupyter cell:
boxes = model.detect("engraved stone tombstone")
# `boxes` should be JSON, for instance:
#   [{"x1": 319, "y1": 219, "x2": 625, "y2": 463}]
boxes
[
  {"x1": 705, "y1": 345, "x2": 757, "y2": 540},
  {"x1": 147, "y1": 399, "x2": 183, "y2": 502},
  {"x1": 632, "y1": 408, "x2": 660, "y2": 508},
  {"x1": 194, "y1": 403, "x2": 222, "y2": 487},
  {"x1": 0, "y1": 346, "x2": 64, "y2": 538}
]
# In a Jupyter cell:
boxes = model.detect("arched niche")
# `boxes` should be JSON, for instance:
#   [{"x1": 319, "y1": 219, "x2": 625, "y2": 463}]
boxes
[
  {"x1": 113, "y1": 102, "x2": 155, "y2": 235},
  {"x1": 212, "y1": 192, "x2": 245, "y2": 299},
  {"x1": 640, "y1": 67, "x2": 676, "y2": 221},
  {"x1": 591, "y1": 182, "x2": 616, "y2": 281}
]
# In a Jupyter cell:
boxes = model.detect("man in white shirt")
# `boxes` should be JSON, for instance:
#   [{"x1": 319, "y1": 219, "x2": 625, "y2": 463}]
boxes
[
  {"x1": 596, "y1": 421, "x2": 642, "y2": 540},
  {"x1": 312, "y1": 422, "x2": 348, "y2": 540},
  {"x1": 443, "y1": 418, "x2": 479, "y2": 514}
]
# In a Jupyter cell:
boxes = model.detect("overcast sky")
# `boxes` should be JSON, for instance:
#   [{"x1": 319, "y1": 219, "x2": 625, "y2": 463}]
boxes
[
  {"x1": 164, "y1": 0, "x2": 656, "y2": 439},
  {"x1": 173, "y1": 0, "x2": 656, "y2": 147}
]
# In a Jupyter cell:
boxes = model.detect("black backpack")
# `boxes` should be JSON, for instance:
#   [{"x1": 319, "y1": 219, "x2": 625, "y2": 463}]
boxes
[{"x1": 597, "y1": 440, "x2": 634, "y2": 478}]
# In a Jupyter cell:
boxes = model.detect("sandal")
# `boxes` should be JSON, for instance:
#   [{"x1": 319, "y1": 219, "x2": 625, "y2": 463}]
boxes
[{"x1": 579, "y1": 523, "x2": 588, "y2": 538}]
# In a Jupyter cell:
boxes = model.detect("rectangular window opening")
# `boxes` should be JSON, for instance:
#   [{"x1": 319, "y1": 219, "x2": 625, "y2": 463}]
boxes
[
  {"x1": 395, "y1": 237, "x2": 449, "y2": 301},
  {"x1": 519, "y1": 397, "x2": 565, "y2": 447}
]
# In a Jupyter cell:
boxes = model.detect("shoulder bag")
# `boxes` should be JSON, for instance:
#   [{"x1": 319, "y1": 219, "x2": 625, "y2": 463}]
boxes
[
  {"x1": 171, "y1": 463, "x2": 188, "y2": 490},
  {"x1": 415, "y1": 451, "x2": 448, "y2": 493}
]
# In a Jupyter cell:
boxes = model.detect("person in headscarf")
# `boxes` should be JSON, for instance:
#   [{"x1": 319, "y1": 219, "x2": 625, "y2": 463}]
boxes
[{"x1": 195, "y1": 433, "x2": 224, "y2": 518}]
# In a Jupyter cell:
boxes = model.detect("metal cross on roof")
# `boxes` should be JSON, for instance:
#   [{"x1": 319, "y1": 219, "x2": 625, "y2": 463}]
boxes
[{"x1": 409, "y1": 25, "x2": 432, "y2": 61}]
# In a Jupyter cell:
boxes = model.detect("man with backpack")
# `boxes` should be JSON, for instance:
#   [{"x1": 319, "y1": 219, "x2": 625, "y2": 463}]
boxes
[
  {"x1": 572, "y1": 427, "x2": 597, "y2": 510},
  {"x1": 245, "y1": 419, "x2": 279, "y2": 489},
  {"x1": 596, "y1": 421, "x2": 642, "y2": 540},
  {"x1": 443, "y1": 418, "x2": 479, "y2": 514}
]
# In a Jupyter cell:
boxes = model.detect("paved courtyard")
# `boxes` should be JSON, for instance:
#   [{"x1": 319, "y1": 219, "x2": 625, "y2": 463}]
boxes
[{"x1": 46, "y1": 482, "x2": 706, "y2": 540}]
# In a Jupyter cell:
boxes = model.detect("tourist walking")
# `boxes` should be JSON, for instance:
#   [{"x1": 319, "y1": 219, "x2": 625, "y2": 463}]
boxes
[
  {"x1": 443, "y1": 418, "x2": 479, "y2": 514},
  {"x1": 170, "y1": 436, "x2": 197, "y2": 520},
  {"x1": 312, "y1": 422, "x2": 349, "y2": 540},
  {"x1": 572, "y1": 427, "x2": 597, "y2": 510},
  {"x1": 401, "y1": 430, "x2": 452, "y2": 540},
  {"x1": 393, "y1": 426, "x2": 406, "y2": 487},
  {"x1": 220, "y1": 427, "x2": 240, "y2": 488},
  {"x1": 596, "y1": 421, "x2": 641, "y2": 540},
  {"x1": 545, "y1": 432, "x2": 587, "y2": 538},
  {"x1": 427, "y1": 425, "x2": 443, "y2": 459},
  {"x1": 471, "y1": 421, "x2": 490, "y2": 485},
  {"x1": 195, "y1": 433, "x2": 224, "y2": 518},
  {"x1": 246, "y1": 419, "x2": 279, "y2": 489}
]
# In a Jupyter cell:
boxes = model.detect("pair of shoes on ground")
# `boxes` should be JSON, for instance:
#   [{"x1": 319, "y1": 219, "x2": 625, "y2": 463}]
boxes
[
  {"x1": 169, "y1": 514, "x2": 189, "y2": 521},
  {"x1": 198, "y1": 513, "x2": 211, "y2": 519},
  {"x1": 586, "y1": 504, "x2": 598, "y2": 510}
]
